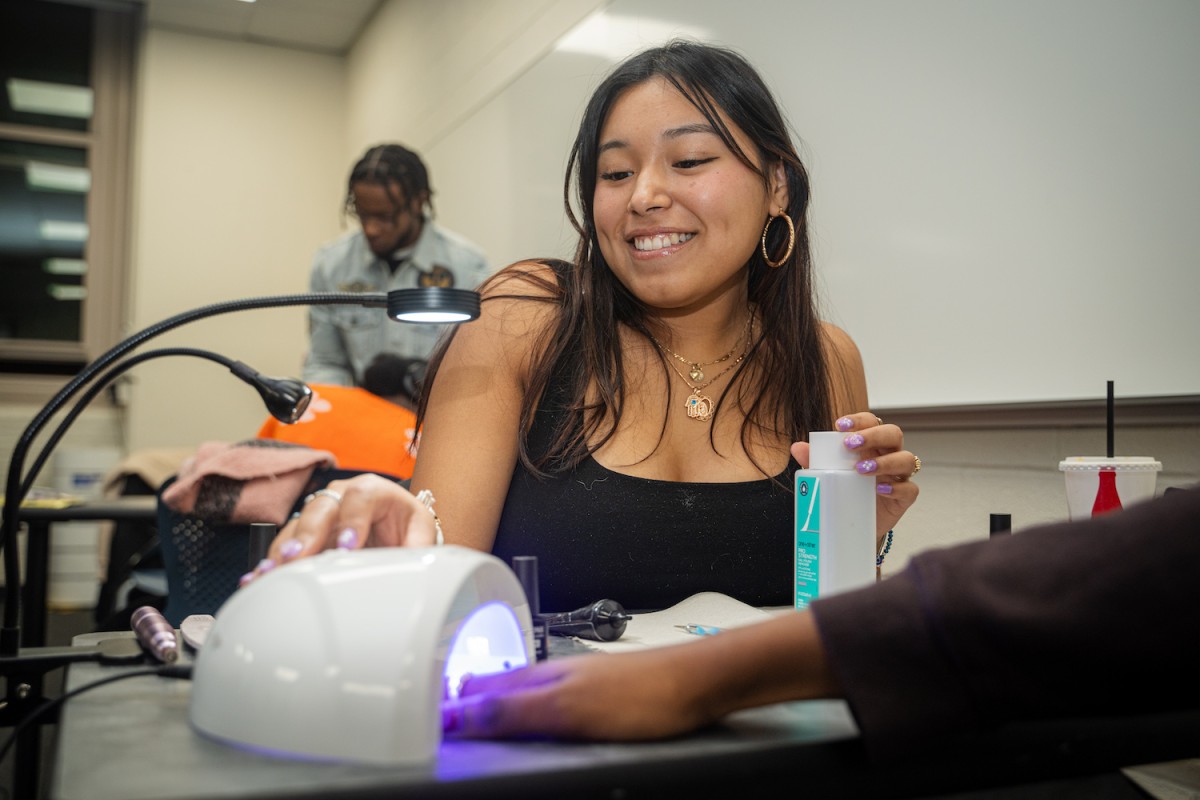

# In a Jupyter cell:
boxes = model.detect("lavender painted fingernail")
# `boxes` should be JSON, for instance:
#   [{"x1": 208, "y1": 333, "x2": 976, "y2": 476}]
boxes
[
  {"x1": 336, "y1": 528, "x2": 358, "y2": 550},
  {"x1": 836, "y1": 416, "x2": 854, "y2": 431},
  {"x1": 856, "y1": 459, "x2": 878, "y2": 475},
  {"x1": 844, "y1": 433, "x2": 865, "y2": 449},
  {"x1": 238, "y1": 572, "x2": 255, "y2": 587},
  {"x1": 876, "y1": 483, "x2": 894, "y2": 495},
  {"x1": 256, "y1": 558, "x2": 276, "y2": 573},
  {"x1": 280, "y1": 539, "x2": 303, "y2": 561}
]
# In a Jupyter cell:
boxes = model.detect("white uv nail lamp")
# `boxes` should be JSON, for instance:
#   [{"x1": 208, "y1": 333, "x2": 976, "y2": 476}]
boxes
[{"x1": 188, "y1": 546, "x2": 533, "y2": 765}]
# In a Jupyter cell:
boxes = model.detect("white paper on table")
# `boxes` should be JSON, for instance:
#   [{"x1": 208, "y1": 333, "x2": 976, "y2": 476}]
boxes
[{"x1": 575, "y1": 591, "x2": 791, "y2": 653}]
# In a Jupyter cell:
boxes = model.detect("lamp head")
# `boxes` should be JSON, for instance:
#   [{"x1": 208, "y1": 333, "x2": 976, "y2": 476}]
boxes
[
  {"x1": 257, "y1": 377, "x2": 313, "y2": 424},
  {"x1": 229, "y1": 362, "x2": 312, "y2": 423},
  {"x1": 387, "y1": 287, "x2": 480, "y2": 324}
]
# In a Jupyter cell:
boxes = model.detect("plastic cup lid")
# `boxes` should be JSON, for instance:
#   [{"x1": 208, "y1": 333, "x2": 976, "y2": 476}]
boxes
[{"x1": 1058, "y1": 456, "x2": 1162, "y2": 472}]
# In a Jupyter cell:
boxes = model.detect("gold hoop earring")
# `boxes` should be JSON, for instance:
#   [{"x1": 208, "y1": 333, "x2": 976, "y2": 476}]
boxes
[{"x1": 761, "y1": 213, "x2": 795, "y2": 268}]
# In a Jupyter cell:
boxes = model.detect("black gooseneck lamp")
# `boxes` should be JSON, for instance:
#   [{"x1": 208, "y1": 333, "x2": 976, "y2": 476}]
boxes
[
  {"x1": 387, "y1": 286, "x2": 480, "y2": 323},
  {"x1": 2, "y1": 286, "x2": 481, "y2": 653},
  {"x1": 0, "y1": 287, "x2": 480, "y2": 797},
  {"x1": 17, "y1": 348, "x2": 313, "y2": 507}
]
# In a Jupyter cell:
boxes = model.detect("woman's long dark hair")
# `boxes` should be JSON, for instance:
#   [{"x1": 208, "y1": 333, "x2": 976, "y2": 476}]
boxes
[{"x1": 420, "y1": 40, "x2": 842, "y2": 480}]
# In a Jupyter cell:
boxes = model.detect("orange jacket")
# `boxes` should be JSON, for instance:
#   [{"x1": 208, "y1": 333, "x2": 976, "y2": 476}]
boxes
[{"x1": 256, "y1": 384, "x2": 418, "y2": 479}]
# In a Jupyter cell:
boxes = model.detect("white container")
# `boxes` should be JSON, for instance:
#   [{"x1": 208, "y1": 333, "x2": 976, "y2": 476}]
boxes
[
  {"x1": 794, "y1": 431, "x2": 876, "y2": 609},
  {"x1": 52, "y1": 446, "x2": 120, "y2": 500}
]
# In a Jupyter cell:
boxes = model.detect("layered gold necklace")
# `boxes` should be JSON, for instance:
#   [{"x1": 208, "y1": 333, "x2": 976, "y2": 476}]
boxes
[{"x1": 649, "y1": 315, "x2": 754, "y2": 422}]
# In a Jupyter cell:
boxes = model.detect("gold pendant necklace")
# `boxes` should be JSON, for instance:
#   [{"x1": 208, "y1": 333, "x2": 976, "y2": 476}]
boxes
[
  {"x1": 655, "y1": 315, "x2": 752, "y2": 383},
  {"x1": 650, "y1": 316, "x2": 754, "y2": 422},
  {"x1": 684, "y1": 388, "x2": 716, "y2": 421},
  {"x1": 666, "y1": 357, "x2": 745, "y2": 421}
]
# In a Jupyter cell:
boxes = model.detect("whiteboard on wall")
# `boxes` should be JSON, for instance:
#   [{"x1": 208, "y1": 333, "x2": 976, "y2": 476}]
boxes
[{"x1": 429, "y1": 0, "x2": 1200, "y2": 409}]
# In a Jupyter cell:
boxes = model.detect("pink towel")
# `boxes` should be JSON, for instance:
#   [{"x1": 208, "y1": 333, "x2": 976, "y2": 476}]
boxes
[{"x1": 162, "y1": 439, "x2": 337, "y2": 526}]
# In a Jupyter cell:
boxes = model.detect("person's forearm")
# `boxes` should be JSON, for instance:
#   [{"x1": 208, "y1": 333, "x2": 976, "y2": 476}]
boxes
[
  {"x1": 811, "y1": 487, "x2": 1200, "y2": 760},
  {"x1": 673, "y1": 611, "x2": 841, "y2": 723}
]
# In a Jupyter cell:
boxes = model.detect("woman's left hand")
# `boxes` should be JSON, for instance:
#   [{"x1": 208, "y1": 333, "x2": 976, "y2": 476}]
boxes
[{"x1": 790, "y1": 412, "x2": 919, "y2": 540}]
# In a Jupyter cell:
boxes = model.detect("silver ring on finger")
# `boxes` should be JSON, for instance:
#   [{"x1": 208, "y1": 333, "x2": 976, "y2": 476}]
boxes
[{"x1": 303, "y1": 488, "x2": 343, "y2": 506}]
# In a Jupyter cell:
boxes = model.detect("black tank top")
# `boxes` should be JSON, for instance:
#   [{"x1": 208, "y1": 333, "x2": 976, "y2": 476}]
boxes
[{"x1": 494, "y1": 359, "x2": 797, "y2": 613}]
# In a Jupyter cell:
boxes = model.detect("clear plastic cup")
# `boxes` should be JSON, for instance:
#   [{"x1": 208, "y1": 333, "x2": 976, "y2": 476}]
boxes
[{"x1": 1058, "y1": 456, "x2": 1162, "y2": 521}]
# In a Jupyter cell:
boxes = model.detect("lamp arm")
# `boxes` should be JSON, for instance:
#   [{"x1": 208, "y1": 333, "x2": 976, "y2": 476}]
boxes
[
  {"x1": 18, "y1": 348, "x2": 243, "y2": 501},
  {"x1": 2, "y1": 292, "x2": 384, "y2": 655}
]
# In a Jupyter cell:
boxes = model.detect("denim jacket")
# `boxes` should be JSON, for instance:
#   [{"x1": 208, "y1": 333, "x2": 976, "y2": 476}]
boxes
[{"x1": 302, "y1": 219, "x2": 490, "y2": 386}]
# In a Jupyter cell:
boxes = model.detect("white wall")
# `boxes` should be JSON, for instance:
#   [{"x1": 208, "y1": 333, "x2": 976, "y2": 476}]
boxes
[
  {"x1": 417, "y1": 0, "x2": 1200, "y2": 408},
  {"x1": 344, "y1": 0, "x2": 604, "y2": 263},
  {"x1": 126, "y1": 30, "x2": 347, "y2": 450},
  {"x1": 122, "y1": 0, "x2": 604, "y2": 453},
  {"x1": 347, "y1": 0, "x2": 604, "y2": 153}
]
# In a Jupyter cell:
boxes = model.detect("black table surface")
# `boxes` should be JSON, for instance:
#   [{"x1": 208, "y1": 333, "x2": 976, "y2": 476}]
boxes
[{"x1": 49, "y1": 632, "x2": 1200, "y2": 800}]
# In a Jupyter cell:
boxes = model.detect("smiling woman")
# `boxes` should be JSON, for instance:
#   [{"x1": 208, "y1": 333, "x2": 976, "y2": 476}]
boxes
[
  {"x1": 257, "y1": 40, "x2": 921, "y2": 614},
  {"x1": 592, "y1": 77, "x2": 786, "y2": 315}
]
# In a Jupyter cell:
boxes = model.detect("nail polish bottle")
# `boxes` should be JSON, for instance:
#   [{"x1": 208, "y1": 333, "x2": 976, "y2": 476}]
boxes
[
  {"x1": 794, "y1": 431, "x2": 876, "y2": 609},
  {"x1": 1091, "y1": 470, "x2": 1124, "y2": 516},
  {"x1": 512, "y1": 555, "x2": 548, "y2": 660}
]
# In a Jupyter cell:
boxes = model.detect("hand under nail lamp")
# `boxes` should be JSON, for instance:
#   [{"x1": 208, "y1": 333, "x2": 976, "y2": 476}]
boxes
[{"x1": 188, "y1": 546, "x2": 533, "y2": 765}]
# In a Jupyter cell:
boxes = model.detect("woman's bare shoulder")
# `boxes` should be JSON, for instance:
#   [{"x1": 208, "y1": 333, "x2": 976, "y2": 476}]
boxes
[
  {"x1": 450, "y1": 260, "x2": 565, "y2": 372},
  {"x1": 818, "y1": 321, "x2": 868, "y2": 413},
  {"x1": 819, "y1": 321, "x2": 862, "y2": 364}
]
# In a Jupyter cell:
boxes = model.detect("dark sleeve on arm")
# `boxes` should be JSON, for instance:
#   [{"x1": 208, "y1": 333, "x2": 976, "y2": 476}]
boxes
[{"x1": 810, "y1": 486, "x2": 1200, "y2": 760}]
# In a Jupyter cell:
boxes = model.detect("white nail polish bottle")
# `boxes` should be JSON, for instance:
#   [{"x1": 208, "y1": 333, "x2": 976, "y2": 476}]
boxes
[{"x1": 794, "y1": 431, "x2": 876, "y2": 609}]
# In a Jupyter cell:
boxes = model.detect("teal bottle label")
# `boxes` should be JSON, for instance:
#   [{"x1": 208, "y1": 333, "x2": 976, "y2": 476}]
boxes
[{"x1": 795, "y1": 475, "x2": 821, "y2": 609}]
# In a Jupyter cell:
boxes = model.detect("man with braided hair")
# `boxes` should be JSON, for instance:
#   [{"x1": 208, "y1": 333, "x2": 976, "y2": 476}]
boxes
[{"x1": 303, "y1": 143, "x2": 490, "y2": 387}]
